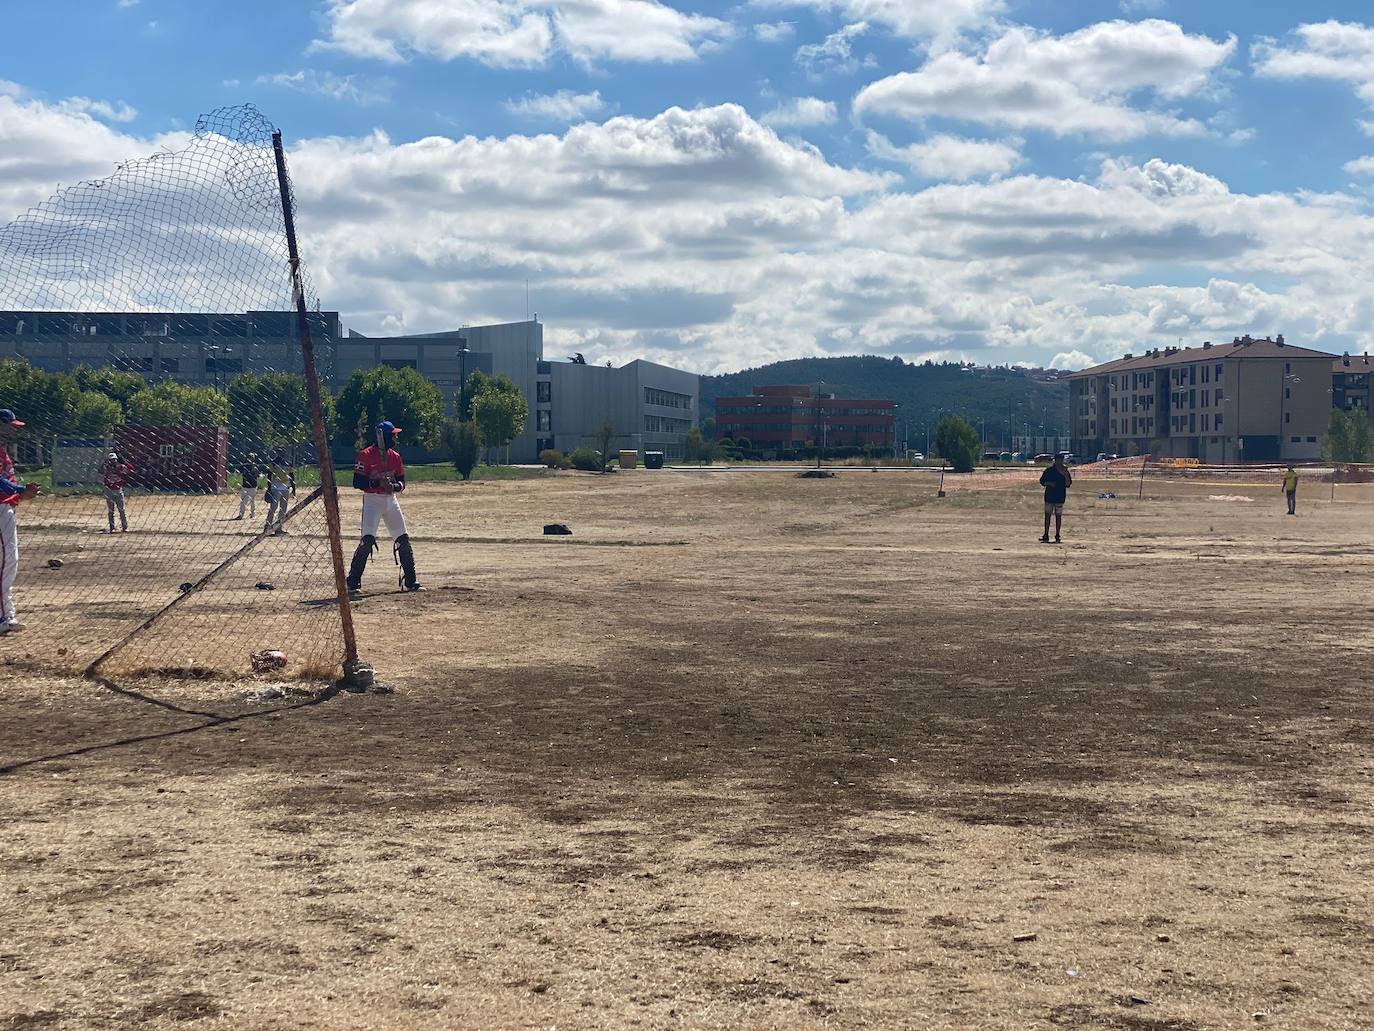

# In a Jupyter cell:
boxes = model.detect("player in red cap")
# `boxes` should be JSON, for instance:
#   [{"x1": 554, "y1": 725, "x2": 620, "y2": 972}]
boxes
[
  {"x1": 346, "y1": 420, "x2": 422, "y2": 595},
  {"x1": 0, "y1": 408, "x2": 41, "y2": 633}
]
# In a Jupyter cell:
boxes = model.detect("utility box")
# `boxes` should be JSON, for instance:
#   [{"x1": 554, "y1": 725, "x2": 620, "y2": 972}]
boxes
[
  {"x1": 618, "y1": 449, "x2": 639, "y2": 469},
  {"x1": 644, "y1": 451, "x2": 665, "y2": 470}
]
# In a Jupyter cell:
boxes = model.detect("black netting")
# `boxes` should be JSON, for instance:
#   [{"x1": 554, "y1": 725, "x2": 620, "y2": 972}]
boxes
[{"x1": 0, "y1": 105, "x2": 349, "y2": 680}]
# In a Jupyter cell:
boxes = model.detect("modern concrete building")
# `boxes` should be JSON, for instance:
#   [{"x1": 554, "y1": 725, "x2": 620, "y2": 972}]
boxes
[
  {"x1": 1067, "y1": 335, "x2": 1333, "y2": 462},
  {"x1": 0, "y1": 310, "x2": 700, "y2": 462},
  {"x1": 714, "y1": 385, "x2": 896, "y2": 451},
  {"x1": 0, "y1": 309, "x2": 342, "y2": 383}
]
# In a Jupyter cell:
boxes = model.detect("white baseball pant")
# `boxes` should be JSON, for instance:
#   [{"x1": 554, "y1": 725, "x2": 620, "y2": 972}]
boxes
[
  {"x1": 0, "y1": 505, "x2": 18, "y2": 624},
  {"x1": 361, "y1": 492, "x2": 408, "y2": 538}
]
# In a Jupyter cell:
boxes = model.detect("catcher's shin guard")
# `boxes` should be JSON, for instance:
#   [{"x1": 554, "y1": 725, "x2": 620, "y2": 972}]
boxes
[
  {"x1": 347, "y1": 535, "x2": 377, "y2": 591},
  {"x1": 394, "y1": 533, "x2": 421, "y2": 590}
]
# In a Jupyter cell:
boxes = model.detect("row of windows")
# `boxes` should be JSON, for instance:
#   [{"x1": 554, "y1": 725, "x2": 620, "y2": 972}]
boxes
[
  {"x1": 645, "y1": 387, "x2": 692, "y2": 410},
  {"x1": 1109, "y1": 417, "x2": 1155, "y2": 436},
  {"x1": 1169, "y1": 413, "x2": 1225, "y2": 433},
  {"x1": 0, "y1": 313, "x2": 323, "y2": 338},
  {"x1": 644, "y1": 415, "x2": 692, "y2": 434},
  {"x1": 1170, "y1": 388, "x2": 1224, "y2": 409}
]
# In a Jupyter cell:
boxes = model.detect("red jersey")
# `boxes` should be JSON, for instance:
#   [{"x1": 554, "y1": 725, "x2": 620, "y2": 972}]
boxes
[
  {"x1": 0, "y1": 445, "x2": 19, "y2": 507},
  {"x1": 102, "y1": 462, "x2": 133, "y2": 491},
  {"x1": 354, "y1": 445, "x2": 405, "y2": 494}
]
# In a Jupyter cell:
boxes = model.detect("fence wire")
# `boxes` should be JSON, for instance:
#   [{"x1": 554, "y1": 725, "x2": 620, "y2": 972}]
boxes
[{"x1": 0, "y1": 105, "x2": 347, "y2": 680}]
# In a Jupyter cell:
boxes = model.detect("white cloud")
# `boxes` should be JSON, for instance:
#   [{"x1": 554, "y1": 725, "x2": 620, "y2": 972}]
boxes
[
  {"x1": 313, "y1": 0, "x2": 730, "y2": 67},
  {"x1": 1050, "y1": 350, "x2": 1094, "y2": 370},
  {"x1": 1343, "y1": 156, "x2": 1374, "y2": 175},
  {"x1": 1253, "y1": 21, "x2": 1374, "y2": 120},
  {"x1": 866, "y1": 131, "x2": 1022, "y2": 180},
  {"x1": 761, "y1": 96, "x2": 838, "y2": 129},
  {"x1": 116, "y1": 0, "x2": 139, "y2": 7},
  {"x1": 9, "y1": 86, "x2": 1374, "y2": 372},
  {"x1": 754, "y1": 21, "x2": 794, "y2": 43},
  {"x1": 51, "y1": 97, "x2": 139, "y2": 123},
  {"x1": 505, "y1": 89, "x2": 607, "y2": 121},
  {"x1": 1119, "y1": 0, "x2": 1164, "y2": 13},
  {"x1": 256, "y1": 69, "x2": 392, "y2": 105},
  {"x1": 795, "y1": 21, "x2": 871, "y2": 76},
  {"x1": 855, "y1": 20, "x2": 1236, "y2": 140},
  {"x1": 760, "y1": 0, "x2": 1003, "y2": 49}
]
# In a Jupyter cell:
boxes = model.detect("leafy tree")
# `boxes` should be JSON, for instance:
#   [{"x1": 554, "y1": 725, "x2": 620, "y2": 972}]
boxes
[
  {"x1": 934, "y1": 414, "x2": 980, "y2": 472},
  {"x1": 127, "y1": 381, "x2": 229, "y2": 427},
  {"x1": 595, "y1": 421, "x2": 617, "y2": 471},
  {"x1": 227, "y1": 372, "x2": 334, "y2": 457},
  {"x1": 685, "y1": 426, "x2": 707, "y2": 464},
  {"x1": 456, "y1": 370, "x2": 491, "y2": 423},
  {"x1": 336, "y1": 366, "x2": 444, "y2": 450},
  {"x1": 1324, "y1": 409, "x2": 1374, "y2": 463},
  {"x1": 70, "y1": 392, "x2": 122, "y2": 437},
  {"x1": 71, "y1": 364, "x2": 146, "y2": 414},
  {"x1": 539, "y1": 448, "x2": 565, "y2": 469},
  {"x1": 0, "y1": 361, "x2": 79, "y2": 439},
  {"x1": 471, "y1": 374, "x2": 529, "y2": 463},
  {"x1": 442, "y1": 418, "x2": 482, "y2": 480}
]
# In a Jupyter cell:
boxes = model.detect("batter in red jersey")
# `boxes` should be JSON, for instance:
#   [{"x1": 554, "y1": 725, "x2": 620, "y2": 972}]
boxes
[
  {"x1": 346, "y1": 420, "x2": 423, "y2": 595},
  {"x1": 0, "y1": 409, "x2": 41, "y2": 633}
]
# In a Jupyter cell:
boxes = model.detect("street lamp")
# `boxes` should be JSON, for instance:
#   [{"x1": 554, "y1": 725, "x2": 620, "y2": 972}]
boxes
[
  {"x1": 456, "y1": 337, "x2": 469, "y2": 420},
  {"x1": 813, "y1": 381, "x2": 826, "y2": 468},
  {"x1": 207, "y1": 343, "x2": 232, "y2": 391}
]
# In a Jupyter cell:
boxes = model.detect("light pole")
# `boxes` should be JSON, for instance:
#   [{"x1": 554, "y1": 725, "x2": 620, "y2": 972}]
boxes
[
  {"x1": 207, "y1": 343, "x2": 232, "y2": 391},
  {"x1": 456, "y1": 337, "x2": 469, "y2": 419},
  {"x1": 814, "y1": 381, "x2": 826, "y2": 468}
]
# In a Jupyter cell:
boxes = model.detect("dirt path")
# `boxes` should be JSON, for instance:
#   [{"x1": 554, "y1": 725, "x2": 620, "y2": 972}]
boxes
[{"x1": 2, "y1": 471, "x2": 1371, "y2": 1029}]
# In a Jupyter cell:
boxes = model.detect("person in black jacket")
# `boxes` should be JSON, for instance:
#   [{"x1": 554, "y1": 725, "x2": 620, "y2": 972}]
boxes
[{"x1": 1039, "y1": 453, "x2": 1072, "y2": 544}]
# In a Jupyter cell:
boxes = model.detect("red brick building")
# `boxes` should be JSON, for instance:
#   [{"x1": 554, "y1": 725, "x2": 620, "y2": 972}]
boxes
[{"x1": 714, "y1": 385, "x2": 896, "y2": 449}]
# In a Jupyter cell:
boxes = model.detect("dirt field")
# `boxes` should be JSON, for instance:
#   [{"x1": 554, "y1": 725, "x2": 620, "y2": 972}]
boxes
[{"x1": 2, "y1": 469, "x2": 1372, "y2": 1029}]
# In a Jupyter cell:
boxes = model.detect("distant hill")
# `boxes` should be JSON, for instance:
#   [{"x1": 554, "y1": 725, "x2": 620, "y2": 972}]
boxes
[{"x1": 699, "y1": 356, "x2": 1070, "y2": 449}]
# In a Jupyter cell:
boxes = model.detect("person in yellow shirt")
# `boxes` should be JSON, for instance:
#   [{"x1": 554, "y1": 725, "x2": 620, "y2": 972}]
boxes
[{"x1": 1282, "y1": 465, "x2": 1298, "y2": 516}]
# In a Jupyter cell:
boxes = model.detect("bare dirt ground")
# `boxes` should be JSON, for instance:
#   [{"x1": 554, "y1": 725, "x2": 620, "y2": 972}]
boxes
[{"x1": 2, "y1": 469, "x2": 1372, "y2": 1030}]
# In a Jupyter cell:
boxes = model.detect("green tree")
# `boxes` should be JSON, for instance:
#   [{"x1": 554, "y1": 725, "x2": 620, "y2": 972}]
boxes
[
  {"x1": 442, "y1": 419, "x2": 482, "y2": 480},
  {"x1": 685, "y1": 426, "x2": 706, "y2": 464},
  {"x1": 934, "y1": 414, "x2": 980, "y2": 473},
  {"x1": 70, "y1": 392, "x2": 122, "y2": 437},
  {"x1": 336, "y1": 366, "x2": 445, "y2": 450},
  {"x1": 0, "y1": 361, "x2": 79, "y2": 439},
  {"x1": 456, "y1": 369, "x2": 491, "y2": 423},
  {"x1": 1324, "y1": 409, "x2": 1374, "y2": 463},
  {"x1": 71, "y1": 364, "x2": 146, "y2": 414},
  {"x1": 471, "y1": 374, "x2": 529, "y2": 463},
  {"x1": 127, "y1": 381, "x2": 229, "y2": 427},
  {"x1": 227, "y1": 371, "x2": 335, "y2": 456}
]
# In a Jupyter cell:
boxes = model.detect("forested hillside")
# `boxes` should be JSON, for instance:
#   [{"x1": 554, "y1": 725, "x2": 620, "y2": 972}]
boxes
[{"x1": 700, "y1": 356, "x2": 1070, "y2": 447}]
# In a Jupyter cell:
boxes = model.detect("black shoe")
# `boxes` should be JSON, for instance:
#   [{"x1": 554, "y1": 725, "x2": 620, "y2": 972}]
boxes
[
  {"x1": 1039, "y1": 535, "x2": 1050, "y2": 543},
  {"x1": 1054, "y1": 537, "x2": 1062, "y2": 544},
  {"x1": 231, "y1": 516, "x2": 243, "y2": 521}
]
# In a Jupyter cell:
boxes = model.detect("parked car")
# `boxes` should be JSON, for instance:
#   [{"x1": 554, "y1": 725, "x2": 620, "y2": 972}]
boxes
[
  {"x1": 1032, "y1": 453, "x2": 1054, "y2": 465},
  {"x1": 1095, "y1": 452, "x2": 1120, "y2": 462},
  {"x1": 1065, "y1": 453, "x2": 1082, "y2": 465},
  {"x1": 909, "y1": 451, "x2": 925, "y2": 462}
]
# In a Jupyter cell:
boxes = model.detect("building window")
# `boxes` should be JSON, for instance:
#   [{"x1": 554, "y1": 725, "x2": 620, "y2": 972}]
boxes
[
  {"x1": 536, "y1": 361, "x2": 551, "y2": 374},
  {"x1": 1306, "y1": 436, "x2": 1317, "y2": 443},
  {"x1": 382, "y1": 358, "x2": 417, "y2": 370},
  {"x1": 536, "y1": 410, "x2": 551, "y2": 432},
  {"x1": 1285, "y1": 411, "x2": 1290, "y2": 423},
  {"x1": 1215, "y1": 363, "x2": 1223, "y2": 379},
  {"x1": 644, "y1": 414, "x2": 692, "y2": 434},
  {"x1": 536, "y1": 381, "x2": 551, "y2": 403},
  {"x1": 644, "y1": 387, "x2": 692, "y2": 410}
]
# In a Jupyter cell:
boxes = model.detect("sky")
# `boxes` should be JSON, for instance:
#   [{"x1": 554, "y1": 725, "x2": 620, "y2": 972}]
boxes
[{"x1": 4, "y1": 1, "x2": 1374, "y2": 374}]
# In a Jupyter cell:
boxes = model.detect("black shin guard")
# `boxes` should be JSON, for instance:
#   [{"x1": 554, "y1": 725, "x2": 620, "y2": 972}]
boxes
[
  {"x1": 347, "y1": 535, "x2": 377, "y2": 590},
  {"x1": 394, "y1": 533, "x2": 419, "y2": 590}
]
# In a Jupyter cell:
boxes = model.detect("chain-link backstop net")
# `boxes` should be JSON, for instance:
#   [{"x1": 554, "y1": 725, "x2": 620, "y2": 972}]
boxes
[{"x1": 0, "y1": 105, "x2": 351, "y2": 681}]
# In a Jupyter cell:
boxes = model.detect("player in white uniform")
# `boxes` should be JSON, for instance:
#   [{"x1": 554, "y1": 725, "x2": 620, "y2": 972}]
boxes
[
  {"x1": 346, "y1": 421, "x2": 423, "y2": 595},
  {"x1": 0, "y1": 408, "x2": 41, "y2": 633}
]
